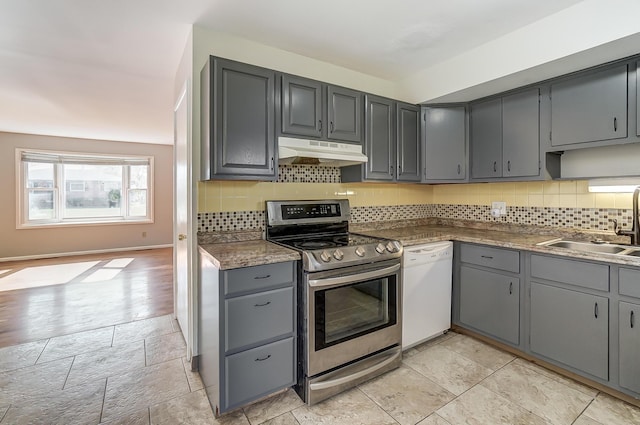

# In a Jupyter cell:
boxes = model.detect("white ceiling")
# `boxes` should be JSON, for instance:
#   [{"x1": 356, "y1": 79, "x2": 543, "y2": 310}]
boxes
[{"x1": 0, "y1": 0, "x2": 589, "y2": 144}]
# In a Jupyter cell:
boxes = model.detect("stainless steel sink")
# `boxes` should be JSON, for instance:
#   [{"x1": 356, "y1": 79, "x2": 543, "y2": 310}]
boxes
[
  {"x1": 542, "y1": 240, "x2": 628, "y2": 254},
  {"x1": 623, "y1": 250, "x2": 640, "y2": 257}
]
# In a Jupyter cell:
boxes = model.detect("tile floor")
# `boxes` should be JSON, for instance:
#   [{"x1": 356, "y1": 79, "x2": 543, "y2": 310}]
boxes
[{"x1": 1, "y1": 318, "x2": 640, "y2": 425}]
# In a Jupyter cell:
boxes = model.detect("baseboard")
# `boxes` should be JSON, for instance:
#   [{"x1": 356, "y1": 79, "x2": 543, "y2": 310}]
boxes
[{"x1": 0, "y1": 244, "x2": 173, "y2": 262}]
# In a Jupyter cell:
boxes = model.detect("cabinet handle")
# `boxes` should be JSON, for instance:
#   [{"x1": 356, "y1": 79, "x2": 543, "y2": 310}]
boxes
[
  {"x1": 389, "y1": 165, "x2": 394, "y2": 176},
  {"x1": 480, "y1": 255, "x2": 494, "y2": 259},
  {"x1": 493, "y1": 161, "x2": 497, "y2": 173},
  {"x1": 398, "y1": 164, "x2": 402, "y2": 175},
  {"x1": 614, "y1": 117, "x2": 617, "y2": 132},
  {"x1": 594, "y1": 302, "x2": 599, "y2": 319},
  {"x1": 457, "y1": 164, "x2": 461, "y2": 175},
  {"x1": 254, "y1": 301, "x2": 271, "y2": 307},
  {"x1": 330, "y1": 121, "x2": 335, "y2": 133},
  {"x1": 507, "y1": 160, "x2": 511, "y2": 172},
  {"x1": 318, "y1": 120, "x2": 322, "y2": 132},
  {"x1": 253, "y1": 274, "x2": 271, "y2": 280},
  {"x1": 509, "y1": 282, "x2": 513, "y2": 295},
  {"x1": 255, "y1": 354, "x2": 271, "y2": 362},
  {"x1": 270, "y1": 157, "x2": 274, "y2": 171},
  {"x1": 631, "y1": 310, "x2": 635, "y2": 328}
]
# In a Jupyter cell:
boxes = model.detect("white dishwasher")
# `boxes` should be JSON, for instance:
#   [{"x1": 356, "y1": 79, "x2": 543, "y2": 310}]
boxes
[{"x1": 402, "y1": 241, "x2": 453, "y2": 350}]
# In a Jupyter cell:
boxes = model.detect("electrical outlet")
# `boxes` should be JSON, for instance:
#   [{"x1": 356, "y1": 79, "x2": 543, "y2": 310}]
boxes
[
  {"x1": 142, "y1": 231, "x2": 147, "y2": 237},
  {"x1": 491, "y1": 201, "x2": 507, "y2": 215}
]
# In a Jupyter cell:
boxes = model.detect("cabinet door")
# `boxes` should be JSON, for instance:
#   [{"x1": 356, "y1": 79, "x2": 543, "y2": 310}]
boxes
[
  {"x1": 530, "y1": 282, "x2": 608, "y2": 380},
  {"x1": 459, "y1": 266, "x2": 520, "y2": 344},
  {"x1": 619, "y1": 301, "x2": 640, "y2": 393},
  {"x1": 211, "y1": 58, "x2": 276, "y2": 178},
  {"x1": 470, "y1": 98, "x2": 502, "y2": 178},
  {"x1": 551, "y1": 64, "x2": 628, "y2": 146},
  {"x1": 637, "y1": 62, "x2": 639, "y2": 137},
  {"x1": 502, "y1": 89, "x2": 540, "y2": 178},
  {"x1": 327, "y1": 86, "x2": 362, "y2": 143},
  {"x1": 423, "y1": 106, "x2": 466, "y2": 181},
  {"x1": 281, "y1": 75, "x2": 323, "y2": 138},
  {"x1": 396, "y1": 103, "x2": 421, "y2": 182},
  {"x1": 363, "y1": 95, "x2": 395, "y2": 181}
]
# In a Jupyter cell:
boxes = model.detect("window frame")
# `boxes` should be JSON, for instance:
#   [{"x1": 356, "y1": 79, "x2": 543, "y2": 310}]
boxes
[{"x1": 16, "y1": 148, "x2": 154, "y2": 229}]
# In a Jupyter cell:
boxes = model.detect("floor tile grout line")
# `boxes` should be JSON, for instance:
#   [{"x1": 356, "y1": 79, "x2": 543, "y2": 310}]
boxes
[
  {"x1": 99, "y1": 377, "x2": 108, "y2": 424},
  {"x1": 353, "y1": 386, "x2": 402, "y2": 425},
  {"x1": 33, "y1": 338, "x2": 50, "y2": 365},
  {"x1": 515, "y1": 357, "x2": 599, "y2": 398},
  {"x1": 570, "y1": 396, "x2": 600, "y2": 425},
  {"x1": 61, "y1": 355, "x2": 77, "y2": 390},
  {"x1": 109, "y1": 325, "x2": 115, "y2": 348},
  {"x1": 180, "y1": 356, "x2": 193, "y2": 392},
  {"x1": 0, "y1": 404, "x2": 9, "y2": 423}
]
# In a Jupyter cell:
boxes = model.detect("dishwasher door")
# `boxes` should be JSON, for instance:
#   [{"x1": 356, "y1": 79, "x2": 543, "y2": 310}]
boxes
[{"x1": 402, "y1": 241, "x2": 453, "y2": 349}]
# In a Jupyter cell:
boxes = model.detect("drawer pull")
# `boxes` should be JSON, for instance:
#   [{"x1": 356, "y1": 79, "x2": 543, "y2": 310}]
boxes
[
  {"x1": 632, "y1": 311, "x2": 635, "y2": 329},
  {"x1": 493, "y1": 161, "x2": 497, "y2": 173},
  {"x1": 255, "y1": 354, "x2": 271, "y2": 362},
  {"x1": 318, "y1": 119, "x2": 322, "y2": 132},
  {"x1": 614, "y1": 117, "x2": 617, "y2": 132},
  {"x1": 253, "y1": 274, "x2": 271, "y2": 280},
  {"x1": 254, "y1": 301, "x2": 271, "y2": 307},
  {"x1": 480, "y1": 255, "x2": 494, "y2": 260},
  {"x1": 457, "y1": 164, "x2": 461, "y2": 175},
  {"x1": 594, "y1": 302, "x2": 599, "y2": 319},
  {"x1": 509, "y1": 282, "x2": 513, "y2": 295}
]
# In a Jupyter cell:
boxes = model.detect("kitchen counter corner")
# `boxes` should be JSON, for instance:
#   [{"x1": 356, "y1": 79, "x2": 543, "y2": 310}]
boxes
[{"x1": 199, "y1": 240, "x2": 300, "y2": 270}]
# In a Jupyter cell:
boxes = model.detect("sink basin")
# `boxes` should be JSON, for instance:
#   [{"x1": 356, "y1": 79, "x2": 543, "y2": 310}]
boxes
[
  {"x1": 540, "y1": 240, "x2": 627, "y2": 254},
  {"x1": 624, "y1": 250, "x2": 640, "y2": 257}
]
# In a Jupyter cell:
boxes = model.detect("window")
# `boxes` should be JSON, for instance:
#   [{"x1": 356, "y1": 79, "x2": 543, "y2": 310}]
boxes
[{"x1": 16, "y1": 149, "x2": 154, "y2": 228}]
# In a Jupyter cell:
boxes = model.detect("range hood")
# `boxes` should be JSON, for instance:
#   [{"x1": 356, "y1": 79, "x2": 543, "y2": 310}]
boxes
[{"x1": 278, "y1": 137, "x2": 368, "y2": 167}]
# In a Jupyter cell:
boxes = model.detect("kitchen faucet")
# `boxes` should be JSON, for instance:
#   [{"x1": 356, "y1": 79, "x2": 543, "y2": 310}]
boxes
[{"x1": 612, "y1": 186, "x2": 640, "y2": 245}]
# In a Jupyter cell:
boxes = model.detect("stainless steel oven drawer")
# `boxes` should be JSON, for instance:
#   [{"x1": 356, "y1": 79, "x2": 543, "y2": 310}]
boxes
[
  {"x1": 224, "y1": 262, "x2": 295, "y2": 296},
  {"x1": 224, "y1": 337, "x2": 295, "y2": 410},
  {"x1": 225, "y1": 287, "x2": 294, "y2": 352}
]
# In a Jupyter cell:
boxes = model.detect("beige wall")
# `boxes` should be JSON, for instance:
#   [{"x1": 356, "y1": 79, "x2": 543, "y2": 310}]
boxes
[
  {"x1": 198, "y1": 179, "x2": 635, "y2": 213},
  {"x1": 0, "y1": 132, "x2": 173, "y2": 260}
]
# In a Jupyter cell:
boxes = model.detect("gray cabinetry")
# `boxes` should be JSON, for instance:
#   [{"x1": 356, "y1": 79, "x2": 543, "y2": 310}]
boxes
[
  {"x1": 551, "y1": 64, "x2": 628, "y2": 147},
  {"x1": 619, "y1": 300, "x2": 640, "y2": 393},
  {"x1": 198, "y1": 256, "x2": 296, "y2": 414},
  {"x1": 470, "y1": 89, "x2": 540, "y2": 180},
  {"x1": 422, "y1": 106, "x2": 466, "y2": 181},
  {"x1": 637, "y1": 61, "x2": 640, "y2": 137},
  {"x1": 328, "y1": 86, "x2": 362, "y2": 143},
  {"x1": 201, "y1": 57, "x2": 276, "y2": 180},
  {"x1": 529, "y1": 282, "x2": 608, "y2": 380},
  {"x1": 396, "y1": 103, "x2": 421, "y2": 182},
  {"x1": 470, "y1": 98, "x2": 502, "y2": 178},
  {"x1": 281, "y1": 75, "x2": 322, "y2": 138},
  {"x1": 456, "y1": 243, "x2": 521, "y2": 345}
]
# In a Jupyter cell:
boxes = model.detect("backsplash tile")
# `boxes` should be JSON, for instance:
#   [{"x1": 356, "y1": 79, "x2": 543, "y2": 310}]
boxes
[{"x1": 277, "y1": 165, "x2": 341, "y2": 183}]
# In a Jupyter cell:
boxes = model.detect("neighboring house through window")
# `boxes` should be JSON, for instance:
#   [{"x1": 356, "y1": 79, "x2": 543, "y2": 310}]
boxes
[{"x1": 16, "y1": 149, "x2": 154, "y2": 228}]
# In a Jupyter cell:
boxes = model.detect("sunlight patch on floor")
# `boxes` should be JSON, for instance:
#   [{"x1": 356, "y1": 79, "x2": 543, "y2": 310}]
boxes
[
  {"x1": 0, "y1": 262, "x2": 100, "y2": 291},
  {"x1": 104, "y1": 258, "x2": 134, "y2": 268},
  {"x1": 82, "y1": 268, "x2": 123, "y2": 283}
]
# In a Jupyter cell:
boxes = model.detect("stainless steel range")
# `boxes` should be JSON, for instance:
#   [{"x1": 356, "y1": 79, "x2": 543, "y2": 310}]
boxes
[{"x1": 266, "y1": 199, "x2": 403, "y2": 405}]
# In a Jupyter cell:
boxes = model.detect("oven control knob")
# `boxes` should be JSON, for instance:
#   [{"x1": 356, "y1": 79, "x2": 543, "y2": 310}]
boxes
[
  {"x1": 355, "y1": 246, "x2": 366, "y2": 257},
  {"x1": 333, "y1": 249, "x2": 344, "y2": 261},
  {"x1": 386, "y1": 242, "x2": 397, "y2": 253},
  {"x1": 320, "y1": 250, "x2": 331, "y2": 262},
  {"x1": 375, "y1": 243, "x2": 386, "y2": 254}
]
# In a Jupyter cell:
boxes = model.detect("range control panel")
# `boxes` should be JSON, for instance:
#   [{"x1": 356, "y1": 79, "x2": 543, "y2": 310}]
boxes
[{"x1": 281, "y1": 203, "x2": 341, "y2": 220}]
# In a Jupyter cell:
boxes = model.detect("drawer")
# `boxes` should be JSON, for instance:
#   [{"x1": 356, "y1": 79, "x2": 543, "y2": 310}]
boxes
[
  {"x1": 619, "y1": 268, "x2": 640, "y2": 298},
  {"x1": 224, "y1": 262, "x2": 295, "y2": 296},
  {"x1": 530, "y1": 255, "x2": 609, "y2": 292},
  {"x1": 459, "y1": 244, "x2": 520, "y2": 273},
  {"x1": 225, "y1": 337, "x2": 295, "y2": 410},
  {"x1": 225, "y1": 287, "x2": 294, "y2": 352}
]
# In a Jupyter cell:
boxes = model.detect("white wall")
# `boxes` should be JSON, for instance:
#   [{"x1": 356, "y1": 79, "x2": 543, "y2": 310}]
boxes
[
  {"x1": 0, "y1": 132, "x2": 174, "y2": 260},
  {"x1": 398, "y1": 0, "x2": 640, "y2": 103}
]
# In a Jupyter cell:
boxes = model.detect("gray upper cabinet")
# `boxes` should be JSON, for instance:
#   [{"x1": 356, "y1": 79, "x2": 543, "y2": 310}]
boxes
[
  {"x1": 529, "y1": 282, "x2": 608, "y2": 381},
  {"x1": 422, "y1": 106, "x2": 466, "y2": 181},
  {"x1": 470, "y1": 98, "x2": 502, "y2": 178},
  {"x1": 396, "y1": 103, "x2": 421, "y2": 182},
  {"x1": 619, "y1": 300, "x2": 640, "y2": 394},
  {"x1": 362, "y1": 95, "x2": 395, "y2": 181},
  {"x1": 502, "y1": 89, "x2": 540, "y2": 178},
  {"x1": 327, "y1": 86, "x2": 363, "y2": 143},
  {"x1": 281, "y1": 75, "x2": 322, "y2": 138},
  {"x1": 551, "y1": 64, "x2": 628, "y2": 147},
  {"x1": 471, "y1": 90, "x2": 540, "y2": 180},
  {"x1": 201, "y1": 57, "x2": 276, "y2": 180}
]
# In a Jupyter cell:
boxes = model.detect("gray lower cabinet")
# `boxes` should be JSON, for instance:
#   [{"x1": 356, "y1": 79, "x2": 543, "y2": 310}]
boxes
[
  {"x1": 551, "y1": 64, "x2": 628, "y2": 147},
  {"x1": 529, "y1": 282, "x2": 608, "y2": 380},
  {"x1": 459, "y1": 266, "x2": 520, "y2": 344},
  {"x1": 201, "y1": 57, "x2": 276, "y2": 180},
  {"x1": 199, "y1": 256, "x2": 296, "y2": 415},
  {"x1": 281, "y1": 75, "x2": 323, "y2": 138},
  {"x1": 637, "y1": 61, "x2": 640, "y2": 137},
  {"x1": 619, "y1": 301, "x2": 640, "y2": 393},
  {"x1": 422, "y1": 106, "x2": 466, "y2": 181}
]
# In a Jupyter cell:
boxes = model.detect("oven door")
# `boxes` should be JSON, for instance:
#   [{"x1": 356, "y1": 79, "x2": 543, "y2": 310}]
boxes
[{"x1": 305, "y1": 259, "x2": 402, "y2": 377}]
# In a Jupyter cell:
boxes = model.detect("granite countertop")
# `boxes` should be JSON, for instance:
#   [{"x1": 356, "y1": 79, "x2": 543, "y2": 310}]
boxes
[
  {"x1": 199, "y1": 222, "x2": 640, "y2": 270},
  {"x1": 199, "y1": 240, "x2": 300, "y2": 270}
]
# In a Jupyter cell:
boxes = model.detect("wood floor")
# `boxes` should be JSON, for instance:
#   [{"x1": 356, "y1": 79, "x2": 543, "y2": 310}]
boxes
[{"x1": 0, "y1": 248, "x2": 173, "y2": 348}]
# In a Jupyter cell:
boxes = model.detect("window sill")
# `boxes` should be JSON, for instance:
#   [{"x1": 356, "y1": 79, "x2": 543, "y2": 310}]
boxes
[{"x1": 17, "y1": 218, "x2": 154, "y2": 230}]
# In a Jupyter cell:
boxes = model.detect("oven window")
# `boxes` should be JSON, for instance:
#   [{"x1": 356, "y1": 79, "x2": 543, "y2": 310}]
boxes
[{"x1": 315, "y1": 275, "x2": 397, "y2": 350}]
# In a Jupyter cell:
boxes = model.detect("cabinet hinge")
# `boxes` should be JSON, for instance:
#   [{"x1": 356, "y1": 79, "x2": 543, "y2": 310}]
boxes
[
  {"x1": 423, "y1": 112, "x2": 426, "y2": 121},
  {"x1": 549, "y1": 131, "x2": 552, "y2": 142}
]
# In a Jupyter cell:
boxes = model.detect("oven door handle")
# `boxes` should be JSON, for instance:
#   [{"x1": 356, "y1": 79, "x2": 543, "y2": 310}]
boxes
[{"x1": 308, "y1": 263, "x2": 400, "y2": 288}]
